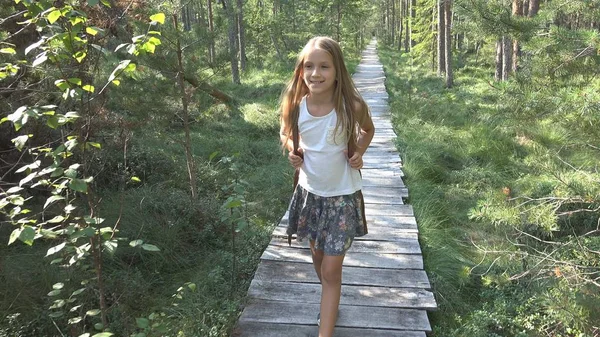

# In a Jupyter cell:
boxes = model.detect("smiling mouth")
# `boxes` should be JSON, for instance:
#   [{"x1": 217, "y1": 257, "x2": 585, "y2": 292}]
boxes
[{"x1": 310, "y1": 80, "x2": 324, "y2": 84}]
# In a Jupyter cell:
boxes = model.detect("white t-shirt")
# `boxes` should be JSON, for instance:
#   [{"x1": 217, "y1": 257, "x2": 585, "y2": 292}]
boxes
[{"x1": 297, "y1": 96, "x2": 362, "y2": 197}]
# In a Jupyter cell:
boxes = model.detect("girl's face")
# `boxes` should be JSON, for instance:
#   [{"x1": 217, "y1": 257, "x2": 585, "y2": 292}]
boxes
[{"x1": 302, "y1": 47, "x2": 336, "y2": 98}]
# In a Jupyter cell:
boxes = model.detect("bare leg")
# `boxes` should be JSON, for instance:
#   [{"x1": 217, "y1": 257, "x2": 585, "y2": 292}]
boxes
[
  {"x1": 309, "y1": 239, "x2": 324, "y2": 283},
  {"x1": 318, "y1": 254, "x2": 345, "y2": 337}
]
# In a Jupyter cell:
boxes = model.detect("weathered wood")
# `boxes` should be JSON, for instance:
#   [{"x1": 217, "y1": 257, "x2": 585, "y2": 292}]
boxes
[
  {"x1": 365, "y1": 204, "x2": 414, "y2": 216},
  {"x1": 269, "y1": 237, "x2": 422, "y2": 254},
  {"x1": 274, "y1": 221, "x2": 419, "y2": 239},
  {"x1": 233, "y1": 322, "x2": 427, "y2": 337},
  {"x1": 254, "y1": 260, "x2": 431, "y2": 289},
  {"x1": 261, "y1": 245, "x2": 424, "y2": 269},
  {"x1": 362, "y1": 175, "x2": 405, "y2": 187},
  {"x1": 361, "y1": 167, "x2": 404, "y2": 177},
  {"x1": 363, "y1": 187, "x2": 406, "y2": 204},
  {"x1": 237, "y1": 301, "x2": 431, "y2": 332},
  {"x1": 247, "y1": 280, "x2": 437, "y2": 309}
]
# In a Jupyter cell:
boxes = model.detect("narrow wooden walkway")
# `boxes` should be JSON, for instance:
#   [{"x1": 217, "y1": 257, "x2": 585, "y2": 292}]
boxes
[{"x1": 233, "y1": 40, "x2": 437, "y2": 337}]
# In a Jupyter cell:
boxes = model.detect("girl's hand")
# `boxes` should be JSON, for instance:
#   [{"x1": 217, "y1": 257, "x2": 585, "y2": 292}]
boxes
[
  {"x1": 345, "y1": 150, "x2": 363, "y2": 169},
  {"x1": 288, "y1": 148, "x2": 304, "y2": 168}
]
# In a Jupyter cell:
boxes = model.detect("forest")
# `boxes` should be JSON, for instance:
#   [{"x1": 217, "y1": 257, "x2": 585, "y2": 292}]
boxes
[{"x1": 0, "y1": 0, "x2": 598, "y2": 336}]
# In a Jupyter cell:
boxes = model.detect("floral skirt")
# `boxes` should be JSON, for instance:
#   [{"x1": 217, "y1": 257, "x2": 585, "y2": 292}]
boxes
[{"x1": 286, "y1": 185, "x2": 367, "y2": 256}]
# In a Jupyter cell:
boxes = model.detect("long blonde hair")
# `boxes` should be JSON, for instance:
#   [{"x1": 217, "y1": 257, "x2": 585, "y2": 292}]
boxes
[{"x1": 279, "y1": 36, "x2": 369, "y2": 153}]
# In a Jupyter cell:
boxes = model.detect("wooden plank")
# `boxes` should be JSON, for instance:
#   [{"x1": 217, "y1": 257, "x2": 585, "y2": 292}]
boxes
[
  {"x1": 367, "y1": 215, "x2": 418, "y2": 230},
  {"x1": 363, "y1": 189, "x2": 405, "y2": 204},
  {"x1": 363, "y1": 156, "x2": 402, "y2": 164},
  {"x1": 274, "y1": 222, "x2": 419, "y2": 239},
  {"x1": 233, "y1": 322, "x2": 427, "y2": 337},
  {"x1": 363, "y1": 186, "x2": 408, "y2": 199},
  {"x1": 269, "y1": 237, "x2": 422, "y2": 254},
  {"x1": 363, "y1": 162, "x2": 404, "y2": 171},
  {"x1": 247, "y1": 280, "x2": 437, "y2": 310},
  {"x1": 365, "y1": 204, "x2": 414, "y2": 216},
  {"x1": 237, "y1": 301, "x2": 431, "y2": 331},
  {"x1": 362, "y1": 175, "x2": 405, "y2": 187},
  {"x1": 260, "y1": 245, "x2": 424, "y2": 269},
  {"x1": 361, "y1": 167, "x2": 404, "y2": 177},
  {"x1": 254, "y1": 260, "x2": 431, "y2": 289}
]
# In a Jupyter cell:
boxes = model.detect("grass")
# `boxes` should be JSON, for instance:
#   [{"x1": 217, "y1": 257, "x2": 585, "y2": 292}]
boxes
[{"x1": 378, "y1": 44, "x2": 600, "y2": 336}]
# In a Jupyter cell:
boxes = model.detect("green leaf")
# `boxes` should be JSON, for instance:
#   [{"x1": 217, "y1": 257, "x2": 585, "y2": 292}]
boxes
[
  {"x1": 141, "y1": 244, "x2": 160, "y2": 252},
  {"x1": 47, "y1": 215, "x2": 65, "y2": 223},
  {"x1": 149, "y1": 13, "x2": 165, "y2": 24},
  {"x1": 19, "y1": 226, "x2": 36, "y2": 245},
  {"x1": 12, "y1": 134, "x2": 30, "y2": 151},
  {"x1": 72, "y1": 288, "x2": 86, "y2": 296},
  {"x1": 87, "y1": 142, "x2": 101, "y2": 149},
  {"x1": 48, "y1": 289, "x2": 61, "y2": 297},
  {"x1": 86, "y1": 26, "x2": 99, "y2": 36},
  {"x1": 187, "y1": 283, "x2": 197, "y2": 292},
  {"x1": 103, "y1": 240, "x2": 117, "y2": 254},
  {"x1": 44, "y1": 195, "x2": 65, "y2": 209},
  {"x1": 32, "y1": 52, "x2": 48, "y2": 67},
  {"x1": 47, "y1": 10, "x2": 62, "y2": 24},
  {"x1": 79, "y1": 333, "x2": 90, "y2": 337},
  {"x1": 142, "y1": 41, "x2": 156, "y2": 53},
  {"x1": 91, "y1": 333, "x2": 113, "y2": 337},
  {"x1": 68, "y1": 317, "x2": 82, "y2": 324},
  {"x1": 100, "y1": 0, "x2": 111, "y2": 7},
  {"x1": 225, "y1": 199, "x2": 242, "y2": 208},
  {"x1": 47, "y1": 116, "x2": 59, "y2": 128},
  {"x1": 7, "y1": 186, "x2": 23, "y2": 194},
  {"x1": 68, "y1": 179, "x2": 88, "y2": 193},
  {"x1": 53, "y1": 282, "x2": 64, "y2": 290},
  {"x1": 129, "y1": 239, "x2": 143, "y2": 247},
  {"x1": 55, "y1": 80, "x2": 69, "y2": 91},
  {"x1": 86, "y1": 309, "x2": 101, "y2": 316},
  {"x1": 8, "y1": 228, "x2": 21, "y2": 245},
  {"x1": 130, "y1": 176, "x2": 141, "y2": 182},
  {"x1": 87, "y1": 0, "x2": 99, "y2": 6},
  {"x1": 74, "y1": 51, "x2": 86, "y2": 63},
  {"x1": 67, "y1": 77, "x2": 82, "y2": 85},
  {"x1": 94, "y1": 323, "x2": 104, "y2": 330},
  {"x1": 132, "y1": 333, "x2": 146, "y2": 337},
  {"x1": 82, "y1": 85, "x2": 94, "y2": 92},
  {"x1": 46, "y1": 242, "x2": 66, "y2": 256},
  {"x1": 0, "y1": 48, "x2": 16, "y2": 54},
  {"x1": 136, "y1": 317, "x2": 150, "y2": 329},
  {"x1": 111, "y1": 79, "x2": 120, "y2": 86}
]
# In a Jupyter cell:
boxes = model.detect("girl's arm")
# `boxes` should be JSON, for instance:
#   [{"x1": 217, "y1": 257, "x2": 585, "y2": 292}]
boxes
[{"x1": 355, "y1": 101, "x2": 375, "y2": 156}]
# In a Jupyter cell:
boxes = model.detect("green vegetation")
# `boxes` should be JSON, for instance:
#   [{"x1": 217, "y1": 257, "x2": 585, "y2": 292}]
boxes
[
  {"x1": 0, "y1": 1, "x2": 368, "y2": 336},
  {"x1": 379, "y1": 33, "x2": 600, "y2": 337}
]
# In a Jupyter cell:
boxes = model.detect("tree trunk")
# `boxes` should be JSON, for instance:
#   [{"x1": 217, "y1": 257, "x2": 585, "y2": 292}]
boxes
[
  {"x1": 391, "y1": 0, "x2": 396, "y2": 46},
  {"x1": 224, "y1": 0, "x2": 240, "y2": 84},
  {"x1": 237, "y1": 0, "x2": 246, "y2": 72},
  {"x1": 502, "y1": 35, "x2": 512, "y2": 81},
  {"x1": 173, "y1": 13, "x2": 198, "y2": 200},
  {"x1": 411, "y1": 0, "x2": 416, "y2": 48},
  {"x1": 528, "y1": 0, "x2": 539, "y2": 17},
  {"x1": 207, "y1": 0, "x2": 215, "y2": 65},
  {"x1": 437, "y1": 0, "x2": 445, "y2": 76},
  {"x1": 444, "y1": 0, "x2": 453, "y2": 88},
  {"x1": 512, "y1": 0, "x2": 523, "y2": 73},
  {"x1": 404, "y1": 0, "x2": 410, "y2": 52},
  {"x1": 495, "y1": 38, "x2": 502, "y2": 81}
]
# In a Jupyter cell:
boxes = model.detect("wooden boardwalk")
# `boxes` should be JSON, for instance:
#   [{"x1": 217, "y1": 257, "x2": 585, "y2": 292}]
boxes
[{"x1": 233, "y1": 40, "x2": 437, "y2": 337}]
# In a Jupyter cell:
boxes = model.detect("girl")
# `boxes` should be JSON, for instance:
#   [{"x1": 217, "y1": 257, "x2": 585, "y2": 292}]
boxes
[{"x1": 279, "y1": 36, "x2": 375, "y2": 337}]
